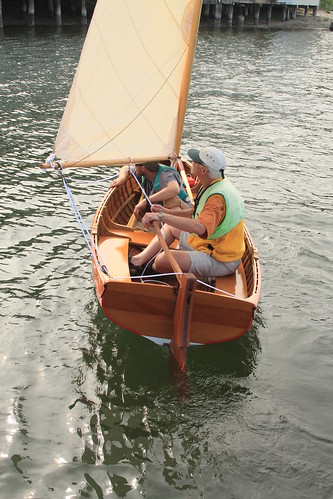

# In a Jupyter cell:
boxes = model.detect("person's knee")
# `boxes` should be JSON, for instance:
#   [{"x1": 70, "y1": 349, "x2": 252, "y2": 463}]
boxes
[{"x1": 154, "y1": 254, "x2": 170, "y2": 273}]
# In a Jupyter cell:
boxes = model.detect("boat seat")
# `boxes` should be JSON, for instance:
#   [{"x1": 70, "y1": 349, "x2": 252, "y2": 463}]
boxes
[
  {"x1": 98, "y1": 236, "x2": 131, "y2": 282},
  {"x1": 214, "y1": 263, "x2": 247, "y2": 299},
  {"x1": 102, "y1": 227, "x2": 178, "y2": 248}
]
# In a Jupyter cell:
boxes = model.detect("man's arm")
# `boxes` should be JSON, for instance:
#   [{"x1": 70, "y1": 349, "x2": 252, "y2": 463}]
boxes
[
  {"x1": 142, "y1": 210, "x2": 206, "y2": 236},
  {"x1": 133, "y1": 180, "x2": 181, "y2": 218},
  {"x1": 109, "y1": 165, "x2": 130, "y2": 188},
  {"x1": 150, "y1": 203, "x2": 193, "y2": 218}
]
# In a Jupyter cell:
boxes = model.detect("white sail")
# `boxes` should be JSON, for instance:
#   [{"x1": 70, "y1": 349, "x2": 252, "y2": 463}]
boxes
[{"x1": 54, "y1": 0, "x2": 202, "y2": 167}]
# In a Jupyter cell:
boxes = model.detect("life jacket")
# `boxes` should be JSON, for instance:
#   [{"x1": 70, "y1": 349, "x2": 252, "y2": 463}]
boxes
[
  {"x1": 152, "y1": 164, "x2": 190, "y2": 203},
  {"x1": 194, "y1": 178, "x2": 245, "y2": 239}
]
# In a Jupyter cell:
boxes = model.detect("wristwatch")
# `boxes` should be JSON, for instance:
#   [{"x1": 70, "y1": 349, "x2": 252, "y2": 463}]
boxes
[{"x1": 158, "y1": 211, "x2": 164, "y2": 224}]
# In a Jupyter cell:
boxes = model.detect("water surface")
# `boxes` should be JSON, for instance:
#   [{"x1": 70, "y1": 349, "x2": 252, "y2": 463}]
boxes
[{"x1": 0, "y1": 23, "x2": 332, "y2": 498}]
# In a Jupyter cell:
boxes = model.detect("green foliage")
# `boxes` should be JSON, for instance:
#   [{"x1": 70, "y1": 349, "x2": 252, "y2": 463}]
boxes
[{"x1": 320, "y1": 0, "x2": 333, "y2": 12}]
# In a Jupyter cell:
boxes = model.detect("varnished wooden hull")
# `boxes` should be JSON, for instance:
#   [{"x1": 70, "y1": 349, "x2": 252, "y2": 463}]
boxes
[{"x1": 91, "y1": 165, "x2": 261, "y2": 345}]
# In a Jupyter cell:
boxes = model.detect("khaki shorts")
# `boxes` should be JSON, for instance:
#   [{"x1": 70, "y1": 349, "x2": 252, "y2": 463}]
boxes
[
  {"x1": 164, "y1": 196, "x2": 192, "y2": 210},
  {"x1": 179, "y1": 231, "x2": 241, "y2": 277}
]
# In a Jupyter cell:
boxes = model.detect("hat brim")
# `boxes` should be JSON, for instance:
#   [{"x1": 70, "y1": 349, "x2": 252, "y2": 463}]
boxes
[{"x1": 188, "y1": 148, "x2": 205, "y2": 165}]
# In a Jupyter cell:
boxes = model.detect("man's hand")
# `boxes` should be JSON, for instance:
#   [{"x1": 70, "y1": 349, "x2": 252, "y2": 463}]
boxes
[
  {"x1": 134, "y1": 199, "x2": 148, "y2": 219},
  {"x1": 142, "y1": 211, "x2": 159, "y2": 230},
  {"x1": 109, "y1": 177, "x2": 125, "y2": 188},
  {"x1": 109, "y1": 165, "x2": 130, "y2": 189}
]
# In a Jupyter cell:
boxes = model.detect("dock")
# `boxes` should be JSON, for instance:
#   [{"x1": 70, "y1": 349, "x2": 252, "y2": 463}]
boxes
[{"x1": 0, "y1": 0, "x2": 321, "y2": 29}]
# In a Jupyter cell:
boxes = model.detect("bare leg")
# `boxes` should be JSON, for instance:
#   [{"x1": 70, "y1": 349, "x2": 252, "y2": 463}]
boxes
[
  {"x1": 131, "y1": 224, "x2": 180, "y2": 267},
  {"x1": 155, "y1": 250, "x2": 191, "y2": 273}
]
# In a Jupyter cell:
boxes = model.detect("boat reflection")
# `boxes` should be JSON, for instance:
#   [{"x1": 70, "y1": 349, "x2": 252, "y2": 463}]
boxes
[{"x1": 67, "y1": 302, "x2": 262, "y2": 495}]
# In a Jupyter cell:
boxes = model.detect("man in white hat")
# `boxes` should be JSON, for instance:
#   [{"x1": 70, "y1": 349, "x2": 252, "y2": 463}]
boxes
[{"x1": 129, "y1": 146, "x2": 245, "y2": 277}]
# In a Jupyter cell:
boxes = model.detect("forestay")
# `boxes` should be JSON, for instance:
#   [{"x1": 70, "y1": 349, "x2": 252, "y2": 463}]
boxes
[{"x1": 54, "y1": 0, "x2": 202, "y2": 167}]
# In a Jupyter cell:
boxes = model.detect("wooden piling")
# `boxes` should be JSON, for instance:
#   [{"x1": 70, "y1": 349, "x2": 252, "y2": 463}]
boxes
[
  {"x1": 253, "y1": 4, "x2": 261, "y2": 25},
  {"x1": 215, "y1": 3, "x2": 222, "y2": 21},
  {"x1": 81, "y1": 0, "x2": 87, "y2": 25},
  {"x1": 48, "y1": 0, "x2": 54, "y2": 18},
  {"x1": 70, "y1": 0, "x2": 76, "y2": 17},
  {"x1": 203, "y1": 4, "x2": 210, "y2": 17},
  {"x1": 22, "y1": 0, "x2": 27, "y2": 18},
  {"x1": 0, "y1": 1, "x2": 323, "y2": 29},
  {"x1": 227, "y1": 4, "x2": 234, "y2": 25},
  {"x1": 55, "y1": 0, "x2": 61, "y2": 26},
  {"x1": 27, "y1": 0, "x2": 35, "y2": 27},
  {"x1": 238, "y1": 5, "x2": 245, "y2": 26},
  {"x1": 267, "y1": 4, "x2": 272, "y2": 24}
]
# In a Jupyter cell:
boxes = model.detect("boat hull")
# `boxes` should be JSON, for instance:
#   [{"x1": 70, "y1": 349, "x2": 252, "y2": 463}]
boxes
[
  {"x1": 91, "y1": 170, "x2": 261, "y2": 345},
  {"x1": 99, "y1": 280, "x2": 255, "y2": 345}
]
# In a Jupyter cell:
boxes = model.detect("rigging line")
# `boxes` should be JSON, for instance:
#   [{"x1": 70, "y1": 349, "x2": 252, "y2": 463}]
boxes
[
  {"x1": 196, "y1": 279, "x2": 236, "y2": 297},
  {"x1": 60, "y1": 174, "x2": 109, "y2": 276},
  {"x1": 131, "y1": 170, "x2": 153, "y2": 208},
  {"x1": 112, "y1": 272, "x2": 182, "y2": 281},
  {"x1": 63, "y1": 46, "x2": 188, "y2": 169},
  {"x1": 65, "y1": 172, "x2": 119, "y2": 185},
  {"x1": 139, "y1": 248, "x2": 163, "y2": 282}
]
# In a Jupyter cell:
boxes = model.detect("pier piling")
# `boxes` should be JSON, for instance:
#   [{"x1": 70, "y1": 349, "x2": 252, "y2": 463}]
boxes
[
  {"x1": 55, "y1": 0, "x2": 61, "y2": 26},
  {"x1": 215, "y1": 3, "x2": 222, "y2": 21},
  {"x1": 81, "y1": 0, "x2": 87, "y2": 25},
  {"x1": 238, "y1": 5, "x2": 245, "y2": 26},
  {"x1": 203, "y1": 4, "x2": 210, "y2": 17},
  {"x1": 28, "y1": 0, "x2": 35, "y2": 27},
  {"x1": 253, "y1": 4, "x2": 261, "y2": 25},
  {"x1": 227, "y1": 4, "x2": 234, "y2": 25},
  {"x1": 282, "y1": 5, "x2": 290, "y2": 21},
  {"x1": 0, "y1": 0, "x2": 323, "y2": 28},
  {"x1": 267, "y1": 5, "x2": 272, "y2": 24},
  {"x1": 48, "y1": 0, "x2": 54, "y2": 17}
]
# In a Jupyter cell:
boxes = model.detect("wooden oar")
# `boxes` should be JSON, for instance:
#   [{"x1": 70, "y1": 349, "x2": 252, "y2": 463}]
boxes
[{"x1": 152, "y1": 220, "x2": 182, "y2": 281}]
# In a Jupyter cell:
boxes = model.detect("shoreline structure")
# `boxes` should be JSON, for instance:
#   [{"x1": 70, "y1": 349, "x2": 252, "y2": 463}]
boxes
[{"x1": 0, "y1": 1, "x2": 332, "y2": 30}]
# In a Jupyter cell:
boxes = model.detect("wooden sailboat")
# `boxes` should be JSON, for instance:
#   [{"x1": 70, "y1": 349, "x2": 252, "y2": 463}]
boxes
[{"x1": 41, "y1": 0, "x2": 261, "y2": 373}]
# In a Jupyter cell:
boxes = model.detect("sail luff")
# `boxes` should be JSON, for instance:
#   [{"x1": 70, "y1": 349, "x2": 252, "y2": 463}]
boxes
[{"x1": 174, "y1": 0, "x2": 202, "y2": 156}]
